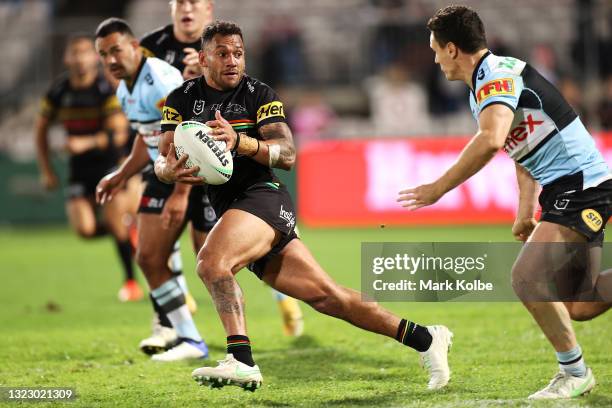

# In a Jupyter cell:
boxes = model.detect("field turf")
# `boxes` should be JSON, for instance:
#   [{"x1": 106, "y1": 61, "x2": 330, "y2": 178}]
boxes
[{"x1": 1, "y1": 225, "x2": 610, "y2": 407}]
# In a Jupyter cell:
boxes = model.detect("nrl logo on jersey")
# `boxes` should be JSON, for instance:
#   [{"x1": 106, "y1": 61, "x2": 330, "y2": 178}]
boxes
[{"x1": 193, "y1": 99, "x2": 205, "y2": 115}]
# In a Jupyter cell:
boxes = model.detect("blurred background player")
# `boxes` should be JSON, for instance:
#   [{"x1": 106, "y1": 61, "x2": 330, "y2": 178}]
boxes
[
  {"x1": 399, "y1": 5, "x2": 611, "y2": 400},
  {"x1": 141, "y1": 0, "x2": 304, "y2": 336},
  {"x1": 95, "y1": 18, "x2": 210, "y2": 362},
  {"x1": 34, "y1": 35, "x2": 141, "y2": 302}
]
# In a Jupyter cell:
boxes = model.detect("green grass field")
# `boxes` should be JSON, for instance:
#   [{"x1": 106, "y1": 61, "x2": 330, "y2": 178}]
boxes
[{"x1": 1, "y1": 225, "x2": 610, "y2": 407}]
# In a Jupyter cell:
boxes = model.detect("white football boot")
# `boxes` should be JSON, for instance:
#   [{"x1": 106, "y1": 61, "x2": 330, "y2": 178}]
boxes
[
  {"x1": 139, "y1": 315, "x2": 178, "y2": 355},
  {"x1": 192, "y1": 354, "x2": 263, "y2": 392},
  {"x1": 528, "y1": 368, "x2": 595, "y2": 399},
  {"x1": 151, "y1": 340, "x2": 208, "y2": 362},
  {"x1": 419, "y1": 325, "x2": 453, "y2": 390}
]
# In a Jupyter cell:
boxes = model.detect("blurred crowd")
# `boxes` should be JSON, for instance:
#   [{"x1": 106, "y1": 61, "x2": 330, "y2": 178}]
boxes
[{"x1": 0, "y1": 0, "x2": 611, "y2": 151}]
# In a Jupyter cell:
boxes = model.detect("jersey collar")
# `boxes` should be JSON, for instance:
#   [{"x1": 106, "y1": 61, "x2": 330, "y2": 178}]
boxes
[
  {"x1": 125, "y1": 56, "x2": 147, "y2": 94},
  {"x1": 471, "y1": 50, "x2": 492, "y2": 91}
]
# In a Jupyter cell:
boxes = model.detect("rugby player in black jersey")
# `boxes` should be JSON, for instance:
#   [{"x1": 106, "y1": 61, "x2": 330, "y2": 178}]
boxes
[
  {"x1": 35, "y1": 35, "x2": 141, "y2": 301},
  {"x1": 141, "y1": 0, "x2": 213, "y2": 80},
  {"x1": 141, "y1": 0, "x2": 305, "y2": 338},
  {"x1": 155, "y1": 21, "x2": 452, "y2": 392}
]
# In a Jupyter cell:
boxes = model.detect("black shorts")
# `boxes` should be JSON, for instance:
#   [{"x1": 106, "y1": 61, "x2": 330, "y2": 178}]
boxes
[
  {"x1": 66, "y1": 162, "x2": 117, "y2": 199},
  {"x1": 138, "y1": 172, "x2": 217, "y2": 232},
  {"x1": 539, "y1": 171, "x2": 612, "y2": 244},
  {"x1": 227, "y1": 182, "x2": 299, "y2": 279}
]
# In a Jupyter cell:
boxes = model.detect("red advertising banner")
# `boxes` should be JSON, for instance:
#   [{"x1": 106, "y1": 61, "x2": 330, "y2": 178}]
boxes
[{"x1": 298, "y1": 132, "x2": 612, "y2": 227}]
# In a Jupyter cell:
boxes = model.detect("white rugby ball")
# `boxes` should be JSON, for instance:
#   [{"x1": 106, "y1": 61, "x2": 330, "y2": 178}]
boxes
[{"x1": 173, "y1": 121, "x2": 233, "y2": 185}]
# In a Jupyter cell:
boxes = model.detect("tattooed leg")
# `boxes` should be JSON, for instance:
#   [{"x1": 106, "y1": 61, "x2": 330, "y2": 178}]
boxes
[{"x1": 205, "y1": 275, "x2": 247, "y2": 335}]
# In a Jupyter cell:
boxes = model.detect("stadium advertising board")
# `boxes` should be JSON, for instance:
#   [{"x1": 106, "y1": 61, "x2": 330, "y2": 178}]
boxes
[{"x1": 298, "y1": 132, "x2": 612, "y2": 226}]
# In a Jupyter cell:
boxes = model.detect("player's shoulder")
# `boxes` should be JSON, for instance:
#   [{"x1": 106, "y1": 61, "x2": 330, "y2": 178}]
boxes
[
  {"x1": 476, "y1": 53, "x2": 526, "y2": 86},
  {"x1": 244, "y1": 75, "x2": 273, "y2": 93},
  {"x1": 473, "y1": 53, "x2": 526, "y2": 107},
  {"x1": 140, "y1": 24, "x2": 173, "y2": 48},
  {"x1": 145, "y1": 57, "x2": 181, "y2": 79},
  {"x1": 165, "y1": 76, "x2": 200, "y2": 104},
  {"x1": 141, "y1": 58, "x2": 182, "y2": 93}
]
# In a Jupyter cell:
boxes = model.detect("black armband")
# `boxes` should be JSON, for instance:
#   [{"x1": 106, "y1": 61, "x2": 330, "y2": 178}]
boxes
[{"x1": 232, "y1": 132, "x2": 241, "y2": 153}]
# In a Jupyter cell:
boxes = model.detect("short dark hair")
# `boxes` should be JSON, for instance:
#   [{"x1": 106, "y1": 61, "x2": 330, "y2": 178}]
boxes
[
  {"x1": 427, "y1": 5, "x2": 487, "y2": 53},
  {"x1": 201, "y1": 20, "x2": 243, "y2": 49},
  {"x1": 66, "y1": 33, "x2": 93, "y2": 46},
  {"x1": 95, "y1": 17, "x2": 134, "y2": 39}
]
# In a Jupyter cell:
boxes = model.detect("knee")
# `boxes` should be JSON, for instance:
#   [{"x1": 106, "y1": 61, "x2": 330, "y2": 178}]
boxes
[
  {"x1": 511, "y1": 263, "x2": 547, "y2": 301},
  {"x1": 566, "y1": 304, "x2": 593, "y2": 322},
  {"x1": 74, "y1": 224, "x2": 97, "y2": 239},
  {"x1": 196, "y1": 251, "x2": 232, "y2": 283},
  {"x1": 136, "y1": 248, "x2": 166, "y2": 274}
]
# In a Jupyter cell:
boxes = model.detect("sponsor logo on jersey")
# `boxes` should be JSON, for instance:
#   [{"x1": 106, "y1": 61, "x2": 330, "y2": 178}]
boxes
[
  {"x1": 476, "y1": 78, "x2": 514, "y2": 104},
  {"x1": 581, "y1": 209, "x2": 603, "y2": 232},
  {"x1": 193, "y1": 99, "x2": 205, "y2": 115},
  {"x1": 161, "y1": 106, "x2": 182, "y2": 125},
  {"x1": 140, "y1": 196, "x2": 165, "y2": 209},
  {"x1": 184, "y1": 80, "x2": 195, "y2": 93},
  {"x1": 503, "y1": 113, "x2": 544, "y2": 153},
  {"x1": 279, "y1": 205, "x2": 296, "y2": 228},
  {"x1": 257, "y1": 101, "x2": 284, "y2": 123},
  {"x1": 165, "y1": 50, "x2": 176, "y2": 65}
]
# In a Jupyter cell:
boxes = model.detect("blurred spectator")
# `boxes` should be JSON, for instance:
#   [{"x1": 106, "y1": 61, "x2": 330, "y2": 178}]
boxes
[
  {"x1": 426, "y1": 64, "x2": 467, "y2": 116},
  {"x1": 369, "y1": 0, "x2": 429, "y2": 74},
  {"x1": 559, "y1": 76, "x2": 590, "y2": 126},
  {"x1": 289, "y1": 90, "x2": 336, "y2": 147},
  {"x1": 365, "y1": 62, "x2": 430, "y2": 136},
  {"x1": 598, "y1": 75, "x2": 612, "y2": 130},
  {"x1": 259, "y1": 15, "x2": 308, "y2": 88},
  {"x1": 531, "y1": 44, "x2": 559, "y2": 85}
]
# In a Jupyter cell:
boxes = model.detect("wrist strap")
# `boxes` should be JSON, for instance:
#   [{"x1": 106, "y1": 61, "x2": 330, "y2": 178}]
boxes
[
  {"x1": 251, "y1": 140, "x2": 260, "y2": 157},
  {"x1": 232, "y1": 132, "x2": 241, "y2": 153}
]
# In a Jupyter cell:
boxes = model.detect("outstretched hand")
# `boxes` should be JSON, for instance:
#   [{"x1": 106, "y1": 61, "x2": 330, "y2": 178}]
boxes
[{"x1": 397, "y1": 183, "x2": 444, "y2": 211}]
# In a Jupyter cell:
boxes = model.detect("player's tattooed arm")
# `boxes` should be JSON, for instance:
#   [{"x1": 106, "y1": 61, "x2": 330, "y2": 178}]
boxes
[
  {"x1": 208, "y1": 110, "x2": 296, "y2": 170},
  {"x1": 257, "y1": 122, "x2": 296, "y2": 170}
]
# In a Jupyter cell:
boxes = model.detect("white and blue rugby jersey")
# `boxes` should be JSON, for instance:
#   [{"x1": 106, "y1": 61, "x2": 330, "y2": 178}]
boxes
[
  {"x1": 116, "y1": 57, "x2": 183, "y2": 161},
  {"x1": 469, "y1": 51, "x2": 610, "y2": 189}
]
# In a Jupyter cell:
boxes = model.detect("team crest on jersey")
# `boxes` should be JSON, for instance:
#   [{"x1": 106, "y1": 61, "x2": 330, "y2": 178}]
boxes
[
  {"x1": 581, "y1": 209, "x2": 603, "y2": 232},
  {"x1": 476, "y1": 78, "x2": 514, "y2": 104},
  {"x1": 193, "y1": 100, "x2": 205, "y2": 115}
]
